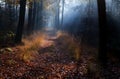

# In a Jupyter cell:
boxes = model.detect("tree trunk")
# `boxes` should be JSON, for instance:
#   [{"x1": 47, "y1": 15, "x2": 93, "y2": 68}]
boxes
[
  {"x1": 32, "y1": 0, "x2": 37, "y2": 31},
  {"x1": 97, "y1": 0, "x2": 107, "y2": 65},
  {"x1": 27, "y1": 1, "x2": 33, "y2": 35},
  {"x1": 61, "y1": 0, "x2": 65, "y2": 28},
  {"x1": 55, "y1": 0, "x2": 60, "y2": 29},
  {"x1": 15, "y1": 0, "x2": 26, "y2": 43}
]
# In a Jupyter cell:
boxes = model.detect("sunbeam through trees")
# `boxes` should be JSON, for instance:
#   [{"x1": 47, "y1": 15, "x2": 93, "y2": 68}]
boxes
[{"x1": 0, "y1": 0, "x2": 120, "y2": 78}]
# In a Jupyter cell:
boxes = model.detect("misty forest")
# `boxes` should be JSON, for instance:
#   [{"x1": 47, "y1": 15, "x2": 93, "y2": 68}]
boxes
[{"x1": 0, "y1": 0, "x2": 120, "y2": 78}]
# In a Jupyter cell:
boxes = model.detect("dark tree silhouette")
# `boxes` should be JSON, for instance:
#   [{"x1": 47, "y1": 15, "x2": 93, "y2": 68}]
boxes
[
  {"x1": 61, "y1": 0, "x2": 65, "y2": 28},
  {"x1": 15, "y1": 0, "x2": 26, "y2": 43},
  {"x1": 32, "y1": 0, "x2": 37, "y2": 30},
  {"x1": 55, "y1": 0, "x2": 60, "y2": 29},
  {"x1": 97, "y1": 0, "x2": 107, "y2": 64},
  {"x1": 27, "y1": 1, "x2": 33, "y2": 35}
]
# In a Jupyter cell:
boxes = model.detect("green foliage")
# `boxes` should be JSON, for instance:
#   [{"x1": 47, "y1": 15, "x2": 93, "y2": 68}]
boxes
[
  {"x1": 0, "y1": 31, "x2": 15, "y2": 40},
  {"x1": 0, "y1": 31, "x2": 15, "y2": 47},
  {"x1": 6, "y1": 31, "x2": 15, "y2": 38}
]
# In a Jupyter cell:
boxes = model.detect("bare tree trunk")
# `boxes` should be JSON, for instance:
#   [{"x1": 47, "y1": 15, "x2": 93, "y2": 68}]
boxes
[
  {"x1": 61, "y1": 0, "x2": 65, "y2": 28},
  {"x1": 32, "y1": 0, "x2": 37, "y2": 31},
  {"x1": 15, "y1": 0, "x2": 26, "y2": 43},
  {"x1": 27, "y1": 1, "x2": 33, "y2": 34},
  {"x1": 97, "y1": 0, "x2": 107, "y2": 65},
  {"x1": 39, "y1": 0, "x2": 43, "y2": 29},
  {"x1": 56, "y1": 0, "x2": 60, "y2": 29}
]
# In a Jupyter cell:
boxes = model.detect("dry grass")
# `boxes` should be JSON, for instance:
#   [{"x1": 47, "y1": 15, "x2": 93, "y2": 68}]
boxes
[
  {"x1": 16, "y1": 31, "x2": 81, "y2": 62},
  {"x1": 17, "y1": 32, "x2": 54, "y2": 63},
  {"x1": 56, "y1": 31, "x2": 81, "y2": 61}
]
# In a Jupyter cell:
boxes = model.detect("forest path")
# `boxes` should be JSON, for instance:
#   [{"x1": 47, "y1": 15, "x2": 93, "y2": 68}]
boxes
[
  {"x1": 24, "y1": 28, "x2": 93, "y2": 78},
  {"x1": 0, "y1": 28, "x2": 98, "y2": 79},
  {"x1": 35, "y1": 28, "x2": 78, "y2": 78},
  {"x1": 0, "y1": 29, "x2": 120, "y2": 79}
]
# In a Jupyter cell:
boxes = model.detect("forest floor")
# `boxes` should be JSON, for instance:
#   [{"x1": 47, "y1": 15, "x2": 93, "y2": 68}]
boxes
[{"x1": 0, "y1": 28, "x2": 120, "y2": 79}]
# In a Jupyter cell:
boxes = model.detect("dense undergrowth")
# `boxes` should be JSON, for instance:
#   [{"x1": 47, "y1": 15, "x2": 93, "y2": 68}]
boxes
[{"x1": 0, "y1": 31, "x2": 15, "y2": 48}]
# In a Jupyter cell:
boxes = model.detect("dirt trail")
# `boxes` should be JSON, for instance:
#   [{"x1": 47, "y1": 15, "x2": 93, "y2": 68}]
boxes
[
  {"x1": 1, "y1": 28, "x2": 119, "y2": 79},
  {"x1": 18, "y1": 28, "x2": 89, "y2": 78},
  {"x1": 0, "y1": 28, "x2": 97, "y2": 79}
]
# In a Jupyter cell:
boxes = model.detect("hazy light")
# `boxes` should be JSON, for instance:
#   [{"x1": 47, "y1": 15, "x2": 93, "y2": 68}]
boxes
[{"x1": 60, "y1": 0, "x2": 89, "y2": 26}]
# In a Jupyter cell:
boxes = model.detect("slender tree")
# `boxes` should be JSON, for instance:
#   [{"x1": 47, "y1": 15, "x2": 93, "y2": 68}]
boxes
[
  {"x1": 61, "y1": 0, "x2": 65, "y2": 28},
  {"x1": 39, "y1": 0, "x2": 43, "y2": 29},
  {"x1": 32, "y1": 0, "x2": 37, "y2": 30},
  {"x1": 97, "y1": 0, "x2": 107, "y2": 65},
  {"x1": 27, "y1": 1, "x2": 33, "y2": 34},
  {"x1": 15, "y1": 0, "x2": 26, "y2": 43},
  {"x1": 55, "y1": 0, "x2": 60, "y2": 29}
]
